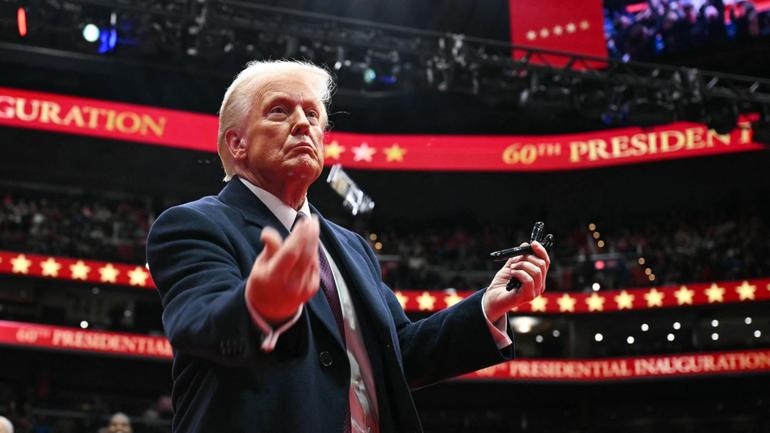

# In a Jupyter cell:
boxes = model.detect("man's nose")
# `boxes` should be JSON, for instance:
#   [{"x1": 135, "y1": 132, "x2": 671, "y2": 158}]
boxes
[{"x1": 290, "y1": 107, "x2": 311, "y2": 136}]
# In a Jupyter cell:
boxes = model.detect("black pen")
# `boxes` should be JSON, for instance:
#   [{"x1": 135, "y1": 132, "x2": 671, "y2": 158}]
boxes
[{"x1": 489, "y1": 244, "x2": 536, "y2": 261}]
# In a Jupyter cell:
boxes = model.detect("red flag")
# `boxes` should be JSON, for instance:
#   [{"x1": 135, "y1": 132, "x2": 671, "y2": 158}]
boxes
[{"x1": 509, "y1": 0, "x2": 608, "y2": 66}]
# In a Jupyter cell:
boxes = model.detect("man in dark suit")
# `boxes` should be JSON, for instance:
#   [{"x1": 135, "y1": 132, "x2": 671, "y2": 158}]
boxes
[{"x1": 147, "y1": 60, "x2": 550, "y2": 433}]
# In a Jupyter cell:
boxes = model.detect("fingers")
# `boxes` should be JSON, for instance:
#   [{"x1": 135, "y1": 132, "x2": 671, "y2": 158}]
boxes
[
  {"x1": 511, "y1": 260, "x2": 544, "y2": 294},
  {"x1": 259, "y1": 226, "x2": 283, "y2": 261},
  {"x1": 530, "y1": 241, "x2": 551, "y2": 269},
  {"x1": 271, "y1": 216, "x2": 320, "y2": 275},
  {"x1": 509, "y1": 269, "x2": 536, "y2": 299}
]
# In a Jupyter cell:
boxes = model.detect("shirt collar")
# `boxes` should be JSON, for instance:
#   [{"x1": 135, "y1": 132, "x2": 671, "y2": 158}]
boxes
[{"x1": 238, "y1": 177, "x2": 311, "y2": 231}]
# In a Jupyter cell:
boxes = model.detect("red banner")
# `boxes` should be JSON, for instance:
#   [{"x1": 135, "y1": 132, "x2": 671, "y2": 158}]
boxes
[
  {"x1": 465, "y1": 349, "x2": 770, "y2": 381},
  {"x1": 0, "y1": 87, "x2": 764, "y2": 171},
  {"x1": 1, "y1": 319, "x2": 766, "y2": 381},
  {"x1": 2, "y1": 251, "x2": 769, "y2": 314},
  {"x1": 0, "y1": 250, "x2": 155, "y2": 289},
  {"x1": 394, "y1": 278, "x2": 770, "y2": 313},
  {"x1": 0, "y1": 320, "x2": 172, "y2": 359},
  {"x1": 509, "y1": 0, "x2": 608, "y2": 66},
  {"x1": 0, "y1": 87, "x2": 216, "y2": 152}
]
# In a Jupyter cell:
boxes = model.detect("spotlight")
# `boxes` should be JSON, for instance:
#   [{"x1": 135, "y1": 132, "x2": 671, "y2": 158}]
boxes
[
  {"x1": 594, "y1": 333, "x2": 604, "y2": 342},
  {"x1": 363, "y1": 67, "x2": 377, "y2": 84},
  {"x1": 82, "y1": 23, "x2": 100, "y2": 43}
]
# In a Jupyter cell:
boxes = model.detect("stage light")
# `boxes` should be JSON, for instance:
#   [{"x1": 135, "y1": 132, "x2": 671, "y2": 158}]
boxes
[
  {"x1": 711, "y1": 333, "x2": 719, "y2": 341},
  {"x1": 755, "y1": 330, "x2": 762, "y2": 338},
  {"x1": 80, "y1": 320, "x2": 89, "y2": 329},
  {"x1": 17, "y1": 7, "x2": 27, "y2": 37},
  {"x1": 711, "y1": 319, "x2": 719, "y2": 327},
  {"x1": 673, "y1": 322, "x2": 681, "y2": 330},
  {"x1": 97, "y1": 12, "x2": 118, "y2": 54},
  {"x1": 627, "y1": 336, "x2": 635, "y2": 344},
  {"x1": 638, "y1": 257, "x2": 645, "y2": 265},
  {"x1": 597, "y1": 240, "x2": 605, "y2": 248},
  {"x1": 641, "y1": 323, "x2": 649, "y2": 332},
  {"x1": 98, "y1": 28, "x2": 118, "y2": 53},
  {"x1": 667, "y1": 333, "x2": 675, "y2": 341},
  {"x1": 592, "y1": 231, "x2": 600, "y2": 239},
  {"x1": 511, "y1": 316, "x2": 540, "y2": 334},
  {"x1": 625, "y1": 97, "x2": 676, "y2": 127},
  {"x1": 535, "y1": 335, "x2": 543, "y2": 343},
  {"x1": 552, "y1": 329, "x2": 560, "y2": 337},
  {"x1": 363, "y1": 67, "x2": 377, "y2": 84},
  {"x1": 645, "y1": 268, "x2": 652, "y2": 275},
  {"x1": 83, "y1": 24, "x2": 100, "y2": 43},
  {"x1": 594, "y1": 260, "x2": 605, "y2": 270},
  {"x1": 592, "y1": 282, "x2": 601, "y2": 291},
  {"x1": 649, "y1": 274, "x2": 656, "y2": 281},
  {"x1": 369, "y1": 233, "x2": 377, "y2": 241},
  {"x1": 745, "y1": 317, "x2": 752, "y2": 325},
  {"x1": 594, "y1": 333, "x2": 603, "y2": 342},
  {"x1": 704, "y1": 101, "x2": 738, "y2": 135},
  {"x1": 588, "y1": 223, "x2": 596, "y2": 231},
  {"x1": 374, "y1": 242, "x2": 383, "y2": 250}
]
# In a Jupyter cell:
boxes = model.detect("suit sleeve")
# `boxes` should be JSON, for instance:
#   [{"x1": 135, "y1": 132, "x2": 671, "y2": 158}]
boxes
[
  {"x1": 355, "y1": 235, "x2": 514, "y2": 389},
  {"x1": 147, "y1": 205, "x2": 298, "y2": 366}
]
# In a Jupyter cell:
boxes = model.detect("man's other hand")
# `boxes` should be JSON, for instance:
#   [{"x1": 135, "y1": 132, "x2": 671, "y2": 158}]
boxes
[
  {"x1": 483, "y1": 241, "x2": 550, "y2": 322},
  {"x1": 245, "y1": 216, "x2": 321, "y2": 325}
]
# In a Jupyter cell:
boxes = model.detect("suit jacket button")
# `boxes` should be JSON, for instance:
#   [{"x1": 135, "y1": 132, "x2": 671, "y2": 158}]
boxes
[{"x1": 319, "y1": 351, "x2": 333, "y2": 367}]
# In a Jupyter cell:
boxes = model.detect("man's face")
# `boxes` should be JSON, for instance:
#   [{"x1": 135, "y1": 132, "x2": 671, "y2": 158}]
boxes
[
  {"x1": 239, "y1": 76, "x2": 326, "y2": 189},
  {"x1": 108, "y1": 414, "x2": 132, "y2": 433}
]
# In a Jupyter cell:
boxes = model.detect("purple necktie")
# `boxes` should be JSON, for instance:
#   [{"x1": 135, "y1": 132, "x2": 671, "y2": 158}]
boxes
[
  {"x1": 293, "y1": 212, "x2": 345, "y2": 339},
  {"x1": 295, "y1": 213, "x2": 352, "y2": 433}
]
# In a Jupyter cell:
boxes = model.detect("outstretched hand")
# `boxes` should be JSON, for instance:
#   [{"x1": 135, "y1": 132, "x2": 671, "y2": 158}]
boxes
[
  {"x1": 245, "y1": 216, "x2": 321, "y2": 325},
  {"x1": 483, "y1": 241, "x2": 550, "y2": 322}
]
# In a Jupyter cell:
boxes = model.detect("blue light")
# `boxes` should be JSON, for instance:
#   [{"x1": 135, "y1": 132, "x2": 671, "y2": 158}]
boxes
[{"x1": 97, "y1": 27, "x2": 117, "y2": 54}]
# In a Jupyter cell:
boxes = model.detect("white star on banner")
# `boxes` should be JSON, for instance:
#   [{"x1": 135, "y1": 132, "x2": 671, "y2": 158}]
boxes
[{"x1": 352, "y1": 143, "x2": 376, "y2": 162}]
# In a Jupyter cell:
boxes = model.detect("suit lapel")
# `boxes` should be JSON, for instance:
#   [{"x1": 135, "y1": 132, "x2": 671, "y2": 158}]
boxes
[
  {"x1": 313, "y1": 207, "x2": 391, "y2": 338},
  {"x1": 217, "y1": 176, "x2": 289, "y2": 238}
]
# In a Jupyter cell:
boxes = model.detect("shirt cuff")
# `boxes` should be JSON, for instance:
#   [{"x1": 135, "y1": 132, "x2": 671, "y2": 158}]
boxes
[
  {"x1": 481, "y1": 291, "x2": 513, "y2": 350},
  {"x1": 245, "y1": 296, "x2": 304, "y2": 352}
]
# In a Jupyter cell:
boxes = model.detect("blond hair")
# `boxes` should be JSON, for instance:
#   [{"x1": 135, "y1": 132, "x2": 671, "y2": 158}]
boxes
[{"x1": 217, "y1": 60, "x2": 333, "y2": 181}]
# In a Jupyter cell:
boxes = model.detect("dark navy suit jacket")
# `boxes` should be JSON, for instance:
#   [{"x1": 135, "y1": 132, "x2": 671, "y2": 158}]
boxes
[{"x1": 146, "y1": 177, "x2": 513, "y2": 433}]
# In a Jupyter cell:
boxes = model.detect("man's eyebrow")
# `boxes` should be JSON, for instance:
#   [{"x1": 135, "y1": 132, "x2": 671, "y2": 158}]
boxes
[{"x1": 261, "y1": 92, "x2": 321, "y2": 107}]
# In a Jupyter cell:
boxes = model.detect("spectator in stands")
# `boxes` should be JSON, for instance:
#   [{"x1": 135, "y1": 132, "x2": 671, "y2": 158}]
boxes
[
  {"x1": 105, "y1": 412, "x2": 132, "y2": 433},
  {"x1": 0, "y1": 416, "x2": 13, "y2": 433}
]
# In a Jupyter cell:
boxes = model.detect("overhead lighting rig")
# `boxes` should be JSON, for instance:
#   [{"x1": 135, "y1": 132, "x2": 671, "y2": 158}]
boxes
[{"x1": 1, "y1": 0, "x2": 770, "y2": 138}]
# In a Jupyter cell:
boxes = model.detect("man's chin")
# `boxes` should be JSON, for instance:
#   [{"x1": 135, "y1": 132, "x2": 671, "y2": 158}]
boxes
[{"x1": 284, "y1": 158, "x2": 322, "y2": 181}]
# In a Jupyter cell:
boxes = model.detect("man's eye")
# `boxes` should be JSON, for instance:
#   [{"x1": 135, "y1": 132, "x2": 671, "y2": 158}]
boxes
[{"x1": 269, "y1": 106, "x2": 287, "y2": 114}]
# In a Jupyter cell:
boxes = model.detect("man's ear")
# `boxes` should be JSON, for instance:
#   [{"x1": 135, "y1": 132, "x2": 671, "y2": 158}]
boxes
[{"x1": 225, "y1": 129, "x2": 247, "y2": 161}]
